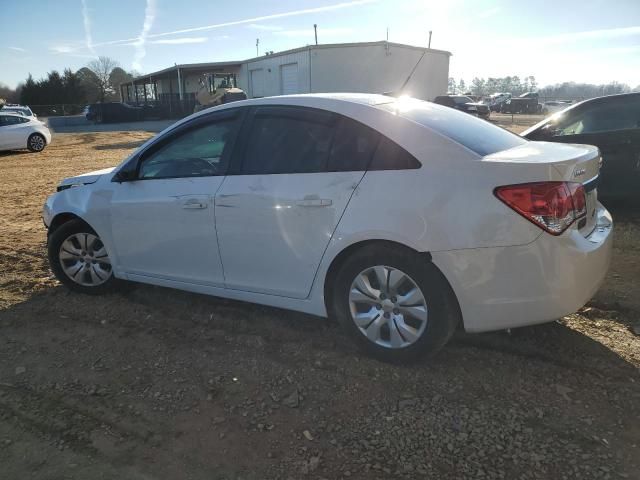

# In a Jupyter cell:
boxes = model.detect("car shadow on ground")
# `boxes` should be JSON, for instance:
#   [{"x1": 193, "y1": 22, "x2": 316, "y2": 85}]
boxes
[
  {"x1": 1, "y1": 284, "x2": 638, "y2": 479},
  {"x1": 1, "y1": 282, "x2": 636, "y2": 376},
  {"x1": 0, "y1": 150, "x2": 33, "y2": 157}
]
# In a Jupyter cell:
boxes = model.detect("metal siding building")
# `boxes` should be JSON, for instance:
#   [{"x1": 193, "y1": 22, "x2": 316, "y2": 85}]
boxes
[
  {"x1": 121, "y1": 41, "x2": 450, "y2": 114},
  {"x1": 237, "y1": 42, "x2": 450, "y2": 100}
]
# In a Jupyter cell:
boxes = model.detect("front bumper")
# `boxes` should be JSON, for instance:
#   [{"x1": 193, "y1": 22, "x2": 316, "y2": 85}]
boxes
[{"x1": 432, "y1": 204, "x2": 613, "y2": 332}]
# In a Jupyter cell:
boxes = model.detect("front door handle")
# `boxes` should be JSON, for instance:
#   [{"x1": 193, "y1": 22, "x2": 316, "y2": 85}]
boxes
[
  {"x1": 182, "y1": 199, "x2": 208, "y2": 209},
  {"x1": 296, "y1": 198, "x2": 332, "y2": 207}
]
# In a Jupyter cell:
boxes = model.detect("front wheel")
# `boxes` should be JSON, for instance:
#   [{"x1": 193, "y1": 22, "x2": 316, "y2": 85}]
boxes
[
  {"x1": 48, "y1": 220, "x2": 116, "y2": 294},
  {"x1": 27, "y1": 133, "x2": 46, "y2": 152},
  {"x1": 331, "y1": 244, "x2": 460, "y2": 363}
]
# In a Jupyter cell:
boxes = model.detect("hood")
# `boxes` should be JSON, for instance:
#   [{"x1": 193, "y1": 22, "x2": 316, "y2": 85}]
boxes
[{"x1": 59, "y1": 167, "x2": 116, "y2": 187}]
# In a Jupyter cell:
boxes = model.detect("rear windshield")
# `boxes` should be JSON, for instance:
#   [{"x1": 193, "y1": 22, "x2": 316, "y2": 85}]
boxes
[{"x1": 377, "y1": 98, "x2": 526, "y2": 156}]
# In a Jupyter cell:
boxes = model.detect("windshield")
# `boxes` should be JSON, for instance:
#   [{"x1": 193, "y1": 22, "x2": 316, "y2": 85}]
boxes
[
  {"x1": 453, "y1": 96, "x2": 473, "y2": 105},
  {"x1": 378, "y1": 98, "x2": 527, "y2": 157}
]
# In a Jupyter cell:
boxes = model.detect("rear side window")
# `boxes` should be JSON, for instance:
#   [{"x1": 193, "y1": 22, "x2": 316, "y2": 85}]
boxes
[
  {"x1": 328, "y1": 117, "x2": 380, "y2": 172},
  {"x1": 241, "y1": 108, "x2": 335, "y2": 174},
  {"x1": 0, "y1": 115, "x2": 26, "y2": 126},
  {"x1": 369, "y1": 137, "x2": 421, "y2": 170},
  {"x1": 378, "y1": 98, "x2": 526, "y2": 156}
]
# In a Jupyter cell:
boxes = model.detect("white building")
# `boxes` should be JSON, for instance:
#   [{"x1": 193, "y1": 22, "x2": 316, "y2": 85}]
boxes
[{"x1": 121, "y1": 41, "x2": 451, "y2": 114}]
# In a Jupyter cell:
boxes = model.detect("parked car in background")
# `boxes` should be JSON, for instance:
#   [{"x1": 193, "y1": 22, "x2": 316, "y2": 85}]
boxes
[
  {"x1": 541, "y1": 100, "x2": 572, "y2": 116},
  {"x1": 485, "y1": 92, "x2": 511, "y2": 112},
  {"x1": 433, "y1": 95, "x2": 490, "y2": 119},
  {"x1": 523, "y1": 92, "x2": 640, "y2": 200},
  {"x1": 85, "y1": 103, "x2": 143, "y2": 123},
  {"x1": 43, "y1": 94, "x2": 612, "y2": 362},
  {"x1": 501, "y1": 92, "x2": 542, "y2": 114},
  {"x1": 1, "y1": 104, "x2": 37, "y2": 119},
  {"x1": 0, "y1": 113, "x2": 51, "y2": 152}
]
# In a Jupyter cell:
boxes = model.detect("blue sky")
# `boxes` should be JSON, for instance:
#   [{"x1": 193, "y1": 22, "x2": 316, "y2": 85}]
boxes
[{"x1": 2, "y1": 0, "x2": 639, "y2": 89}]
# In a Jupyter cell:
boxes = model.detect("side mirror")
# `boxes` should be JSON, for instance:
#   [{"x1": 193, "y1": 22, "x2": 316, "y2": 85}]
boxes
[
  {"x1": 112, "y1": 155, "x2": 140, "y2": 183},
  {"x1": 112, "y1": 168, "x2": 137, "y2": 183}
]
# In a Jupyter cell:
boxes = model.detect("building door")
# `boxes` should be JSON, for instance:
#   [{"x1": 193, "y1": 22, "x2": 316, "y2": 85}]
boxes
[
  {"x1": 250, "y1": 69, "x2": 265, "y2": 98},
  {"x1": 280, "y1": 63, "x2": 299, "y2": 95}
]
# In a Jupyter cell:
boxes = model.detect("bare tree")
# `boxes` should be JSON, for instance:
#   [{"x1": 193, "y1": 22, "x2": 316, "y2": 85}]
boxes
[{"x1": 86, "y1": 56, "x2": 120, "y2": 102}]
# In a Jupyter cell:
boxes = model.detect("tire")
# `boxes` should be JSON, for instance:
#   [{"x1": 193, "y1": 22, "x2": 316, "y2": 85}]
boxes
[
  {"x1": 331, "y1": 243, "x2": 460, "y2": 363},
  {"x1": 48, "y1": 219, "x2": 117, "y2": 294},
  {"x1": 27, "y1": 133, "x2": 46, "y2": 152}
]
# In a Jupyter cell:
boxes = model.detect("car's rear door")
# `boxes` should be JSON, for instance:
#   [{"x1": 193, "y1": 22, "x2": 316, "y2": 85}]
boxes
[
  {"x1": 215, "y1": 106, "x2": 380, "y2": 299},
  {"x1": 109, "y1": 109, "x2": 244, "y2": 286},
  {"x1": 549, "y1": 96, "x2": 640, "y2": 197},
  {"x1": 0, "y1": 115, "x2": 30, "y2": 149}
]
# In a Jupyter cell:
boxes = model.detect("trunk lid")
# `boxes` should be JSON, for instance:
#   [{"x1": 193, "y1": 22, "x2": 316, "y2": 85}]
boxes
[{"x1": 484, "y1": 141, "x2": 601, "y2": 236}]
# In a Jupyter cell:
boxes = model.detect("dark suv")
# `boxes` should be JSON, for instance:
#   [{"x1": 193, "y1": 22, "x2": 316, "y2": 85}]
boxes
[{"x1": 433, "y1": 95, "x2": 490, "y2": 119}]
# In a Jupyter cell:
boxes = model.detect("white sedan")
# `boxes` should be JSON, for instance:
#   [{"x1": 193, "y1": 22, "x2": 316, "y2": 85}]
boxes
[
  {"x1": 0, "y1": 113, "x2": 51, "y2": 152},
  {"x1": 42, "y1": 94, "x2": 612, "y2": 362}
]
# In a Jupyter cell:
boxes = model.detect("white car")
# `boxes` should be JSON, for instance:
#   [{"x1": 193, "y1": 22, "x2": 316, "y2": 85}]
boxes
[
  {"x1": 0, "y1": 113, "x2": 51, "y2": 152},
  {"x1": 42, "y1": 94, "x2": 612, "y2": 362},
  {"x1": 1, "y1": 104, "x2": 37, "y2": 119}
]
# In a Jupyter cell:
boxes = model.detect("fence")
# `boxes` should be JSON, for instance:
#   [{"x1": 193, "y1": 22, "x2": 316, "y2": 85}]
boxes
[
  {"x1": 23, "y1": 99, "x2": 198, "y2": 121},
  {"x1": 26, "y1": 104, "x2": 86, "y2": 117}
]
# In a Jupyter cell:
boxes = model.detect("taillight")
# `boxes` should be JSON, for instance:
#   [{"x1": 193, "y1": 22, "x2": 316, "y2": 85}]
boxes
[{"x1": 494, "y1": 181, "x2": 587, "y2": 235}]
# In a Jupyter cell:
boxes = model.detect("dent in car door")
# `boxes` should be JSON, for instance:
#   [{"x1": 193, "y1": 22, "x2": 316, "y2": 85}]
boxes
[{"x1": 215, "y1": 107, "x2": 378, "y2": 299}]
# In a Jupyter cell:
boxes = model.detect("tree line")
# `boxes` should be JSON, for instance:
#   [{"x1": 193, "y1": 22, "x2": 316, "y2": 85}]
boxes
[
  {"x1": 0, "y1": 57, "x2": 134, "y2": 108},
  {"x1": 448, "y1": 75, "x2": 639, "y2": 100}
]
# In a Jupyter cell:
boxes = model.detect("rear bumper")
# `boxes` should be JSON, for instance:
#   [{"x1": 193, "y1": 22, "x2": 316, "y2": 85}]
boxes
[{"x1": 432, "y1": 204, "x2": 613, "y2": 332}]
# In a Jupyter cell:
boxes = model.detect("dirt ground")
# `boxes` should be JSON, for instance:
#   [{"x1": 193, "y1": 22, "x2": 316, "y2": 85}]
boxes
[{"x1": 0, "y1": 131, "x2": 638, "y2": 480}]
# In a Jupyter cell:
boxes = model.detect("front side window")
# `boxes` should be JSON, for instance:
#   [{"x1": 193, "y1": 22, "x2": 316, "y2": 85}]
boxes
[
  {"x1": 241, "y1": 108, "x2": 335, "y2": 174},
  {"x1": 138, "y1": 119, "x2": 237, "y2": 179},
  {"x1": 556, "y1": 98, "x2": 640, "y2": 136}
]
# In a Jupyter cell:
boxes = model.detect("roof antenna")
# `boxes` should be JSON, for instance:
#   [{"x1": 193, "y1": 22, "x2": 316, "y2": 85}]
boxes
[
  {"x1": 256, "y1": 38, "x2": 259, "y2": 56},
  {"x1": 428, "y1": 30, "x2": 432, "y2": 48},
  {"x1": 398, "y1": 44, "x2": 428, "y2": 95},
  {"x1": 314, "y1": 24, "x2": 318, "y2": 45}
]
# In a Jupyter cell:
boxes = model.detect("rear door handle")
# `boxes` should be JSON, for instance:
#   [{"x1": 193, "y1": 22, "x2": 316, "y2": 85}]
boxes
[
  {"x1": 182, "y1": 199, "x2": 208, "y2": 209},
  {"x1": 296, "y1": 198, "x2": 332, "y2": 207}
]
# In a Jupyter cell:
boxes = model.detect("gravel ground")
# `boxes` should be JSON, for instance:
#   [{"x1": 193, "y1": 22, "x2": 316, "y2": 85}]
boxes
[{"x1": 0, "y1": 131, "x2": 638, "y2": 479}]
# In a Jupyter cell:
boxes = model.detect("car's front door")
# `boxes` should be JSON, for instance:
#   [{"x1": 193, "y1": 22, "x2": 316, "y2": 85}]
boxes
[
  {"x1": 109, "y1": 110, "x2": 243, "y2": 285},
  {"x1": 550, "y1": 97, "x2": 640, "y2": 197},
  {"x1": 215, "y1": 106, "x2": 380, "y2": 299}
]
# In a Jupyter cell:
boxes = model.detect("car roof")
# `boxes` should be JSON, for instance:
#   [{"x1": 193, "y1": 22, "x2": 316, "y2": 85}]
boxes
[{"x1": 0, "y1": 112, "x2": 27, "y2": 117}]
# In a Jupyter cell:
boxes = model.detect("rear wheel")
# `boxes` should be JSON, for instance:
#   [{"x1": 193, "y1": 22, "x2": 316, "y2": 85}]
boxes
[
  {"x1": 48, "y1": 220, "x2": 116, "y2": 294},
  {"x1": 331, "y1": 244, "x2": 460, "y2": 362},
  {"x1": 27, "y1": 133, "x2": 46, "y2": 152}
]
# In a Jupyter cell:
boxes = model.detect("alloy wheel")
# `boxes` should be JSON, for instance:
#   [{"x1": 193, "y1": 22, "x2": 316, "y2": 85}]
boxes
[
  {"x1": 29, "y1": 135, "x2": 45, "y2": 151},
  {"x1": 59, "y1": 233, "x2": 112, "y2": 286},
  {"x1": 348, "y1": 266, "x2": 428, "y2": 349}
]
